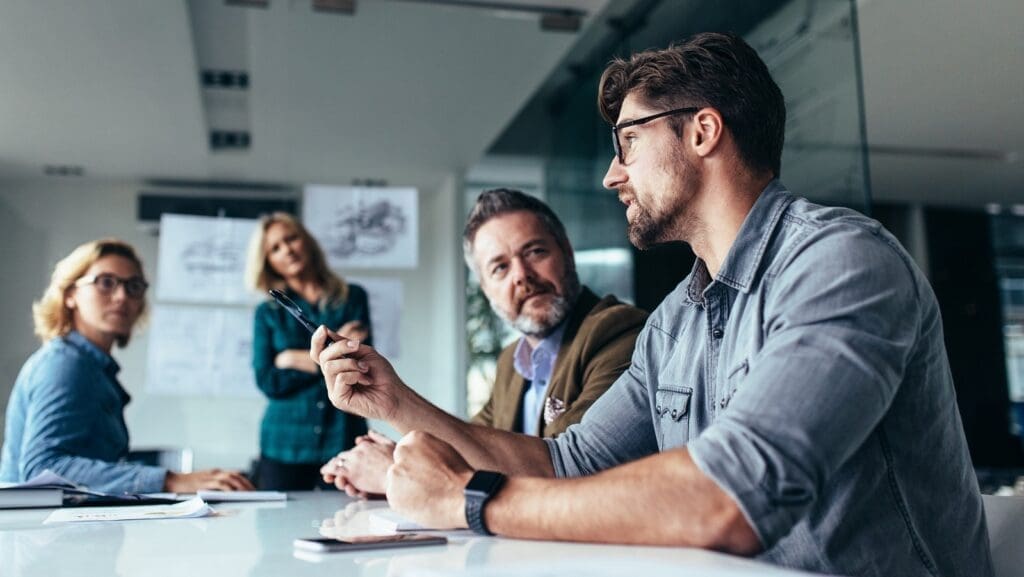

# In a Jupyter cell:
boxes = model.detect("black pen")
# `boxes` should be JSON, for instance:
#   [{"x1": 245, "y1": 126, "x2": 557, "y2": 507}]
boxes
[{"x1": 268, "y1": 289, "x2": 335, "y2": 344}]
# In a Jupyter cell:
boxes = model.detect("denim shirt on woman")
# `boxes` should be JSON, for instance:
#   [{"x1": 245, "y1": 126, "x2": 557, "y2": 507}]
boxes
[
  {"x1": 546, "y1": 181, "x2": 992, "y2": 577},
  {"x1": 0, "y1": 331, "x2": 166, "y2": 494}
]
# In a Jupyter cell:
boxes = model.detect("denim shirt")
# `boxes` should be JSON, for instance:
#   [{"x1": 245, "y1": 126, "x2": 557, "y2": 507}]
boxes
[
  {"x1": 513, "y1": 322, "x2": 566, "y2": 436},
  {"x1": 0, "y1": 331, "x2": 166, "y2": 494},
  {"x1": 547, "y1": 181, "x2": 992, "y2": 577}
]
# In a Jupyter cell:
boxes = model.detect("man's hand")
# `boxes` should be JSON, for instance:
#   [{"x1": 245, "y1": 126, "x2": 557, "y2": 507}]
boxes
[
  {"x1": 310, "y1": 326, "x2": 406, "y2": 421},
  {"x1": 320, "y1": 430, "x2": 395, "y2": 497},
  {"x1": 164, "y1": 469, "x2": 254, "y2": 492},
  {"x1": 386, "y1": 431, "x2": 474, "y2": 530}
]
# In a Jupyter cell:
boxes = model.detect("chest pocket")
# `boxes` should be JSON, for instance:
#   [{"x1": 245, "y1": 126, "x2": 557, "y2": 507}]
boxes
[{"x1": 655, "y1": 385, "x2": 693, "y2": 449}]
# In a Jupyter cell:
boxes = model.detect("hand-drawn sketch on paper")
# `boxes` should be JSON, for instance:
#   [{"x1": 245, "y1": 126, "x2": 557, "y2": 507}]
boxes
[
  {"x1": 145, "y1": 304, "x2": 259, "y2": 398},
  {"x1": 303, "y1": 186, "x2": 418, "y2": 269},
  {"x1": 156, "y1": 214, "x2": 261, "y2": 304}
]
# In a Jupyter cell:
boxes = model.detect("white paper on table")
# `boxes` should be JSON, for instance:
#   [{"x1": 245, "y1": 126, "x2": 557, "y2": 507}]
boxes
[
  {"x1": 0, "y1": 470, "x2": 78, "y2": 489},
  {"x1": 197, "y1": 490, "x2": 286, "y2": 502},
  {"x1": 43, "y1": 497, "x2": 214, "y2": 524}
]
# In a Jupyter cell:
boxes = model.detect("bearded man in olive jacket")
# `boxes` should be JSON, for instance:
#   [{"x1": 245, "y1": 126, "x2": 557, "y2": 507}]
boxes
[{"x1": 321, "y1": 188, "x2": 647, "y2": 496}]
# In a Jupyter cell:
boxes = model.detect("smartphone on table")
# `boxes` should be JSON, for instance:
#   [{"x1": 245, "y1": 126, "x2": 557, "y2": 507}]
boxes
[
  {"x1": 268, "y1": 289, "x2": 334, "y2": 343},
  {"x1": 293, "y1": 534, "x2": 448, "y2": 553}
]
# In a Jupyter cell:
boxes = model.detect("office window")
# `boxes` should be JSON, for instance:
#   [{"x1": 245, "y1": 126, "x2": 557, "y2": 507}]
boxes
[{"x1": 992, "y1": 213, "x2": 1024, "y2": 440}]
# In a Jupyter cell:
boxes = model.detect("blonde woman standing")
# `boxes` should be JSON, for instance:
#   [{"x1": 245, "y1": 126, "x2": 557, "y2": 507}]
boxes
[
  {"x1": 0, "y1": 239, "x2": 253, "y2": 494},
  {"x1": 246, "y1": 213, "x2": 371, "y2": 490}
]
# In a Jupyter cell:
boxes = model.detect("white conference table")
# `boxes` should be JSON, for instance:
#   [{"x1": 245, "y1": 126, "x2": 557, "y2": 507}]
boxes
[{"x1": 0, "y1": 491, "x2": 830, "y2": 577}]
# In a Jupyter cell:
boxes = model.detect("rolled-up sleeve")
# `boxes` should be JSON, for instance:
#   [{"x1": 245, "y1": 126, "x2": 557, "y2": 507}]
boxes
[
  {"x1": 688, "y1": 224, "x2": 922, "y2": 547},
  {"x1": 546, "y1": 326, "x2": 660, "y2": 478}
]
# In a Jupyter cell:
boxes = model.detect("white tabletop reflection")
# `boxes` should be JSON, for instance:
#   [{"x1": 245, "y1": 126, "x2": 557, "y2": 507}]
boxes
[{"x1": 0, "y1": 492, "x2": 829, "y2": 577}]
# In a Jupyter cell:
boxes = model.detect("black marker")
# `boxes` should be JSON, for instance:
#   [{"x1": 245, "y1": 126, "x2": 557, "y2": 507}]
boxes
[{"x1": 268, "y1": 289, "x2": 335, "y2": 344}]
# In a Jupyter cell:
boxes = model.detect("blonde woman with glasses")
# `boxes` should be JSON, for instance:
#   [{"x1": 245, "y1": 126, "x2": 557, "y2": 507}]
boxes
[{"x1": 0, "y1": 238, "x2": 253, "y2": 494}]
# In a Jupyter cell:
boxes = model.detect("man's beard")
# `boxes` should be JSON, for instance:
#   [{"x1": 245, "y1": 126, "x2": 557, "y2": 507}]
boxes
[
  {"x1": 491, "y1": 271, "x2": 580, "y2": 339},
  {"x1": 625, "y1": 151, "x2": 698, "y2": 250},
  {"x1": 627, "y1": 198, "x2": 675, "y2": 250}
]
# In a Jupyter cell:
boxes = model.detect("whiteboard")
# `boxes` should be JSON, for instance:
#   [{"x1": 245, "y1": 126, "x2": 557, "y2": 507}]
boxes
[
  {"x1": 156, "y1": 214, "x2": 261, "y2": 305},
  {"x1": 349, "y1": 277, "x2": 402, "y2": 360},
  {"x1": 144, "y1": 304, "x2": 259, "y2": 398},
  {"x1": 303, "y1": 186, "x2": 418, "y2": 269}
]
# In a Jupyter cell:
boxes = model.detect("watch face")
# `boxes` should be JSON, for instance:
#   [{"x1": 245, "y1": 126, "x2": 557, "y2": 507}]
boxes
[{"x1": 465, "y1": 471, "x2": 504, "y2": 497}]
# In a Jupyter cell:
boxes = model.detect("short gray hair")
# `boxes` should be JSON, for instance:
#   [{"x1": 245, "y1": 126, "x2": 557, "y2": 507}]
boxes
[{"x1": 462, "y1": 188, "x2": 573, "y2": 275}]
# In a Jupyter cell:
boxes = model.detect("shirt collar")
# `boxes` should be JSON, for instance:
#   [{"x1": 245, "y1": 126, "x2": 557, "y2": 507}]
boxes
[
  {"x1": 64, "y1": 329, "x2": 123, "y2": 390},
  {"x1": 512, "y1": 321, "x2": 567, "y2": 382},
  {"x1": 686, "y1": 180, "x2": 794, "y2": 300}
]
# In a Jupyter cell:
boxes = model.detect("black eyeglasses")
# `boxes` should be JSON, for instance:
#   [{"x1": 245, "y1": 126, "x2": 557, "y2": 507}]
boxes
[
  {"x1": 611, "y1": 106, "x2": 700, "y2": 165},
  {"x1": 75, "y1": 273, "x2": 149, "y2": 299}
]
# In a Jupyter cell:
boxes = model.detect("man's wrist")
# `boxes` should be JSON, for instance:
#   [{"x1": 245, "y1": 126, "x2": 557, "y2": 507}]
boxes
[
  {"x1": 464, "y1": 470, "x2": 506, "y2": 536},
  {"x1": 391, "y1": 389, "x2": 434, "y2": 433}
]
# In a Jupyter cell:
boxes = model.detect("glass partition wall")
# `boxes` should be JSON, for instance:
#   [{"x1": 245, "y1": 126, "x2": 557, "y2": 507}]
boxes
[{"x1": 464, "y1": 0, "x2": 871, "y2": 416}]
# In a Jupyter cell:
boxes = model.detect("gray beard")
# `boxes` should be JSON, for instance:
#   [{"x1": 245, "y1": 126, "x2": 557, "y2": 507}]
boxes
[
  {"x1": 504, "y1": 293, "x2": 572, "y2": 339},
  {"x1": 491, "y1": 275, "x2": 579, "y2": 340}
]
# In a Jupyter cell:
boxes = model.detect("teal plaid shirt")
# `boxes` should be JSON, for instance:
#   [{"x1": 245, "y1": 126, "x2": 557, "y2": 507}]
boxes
[{"x1": 252, "y1": 284, "x2": 370, "y2": 464}]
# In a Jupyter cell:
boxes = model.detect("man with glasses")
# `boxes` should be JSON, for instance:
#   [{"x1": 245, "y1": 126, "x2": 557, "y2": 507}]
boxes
[{"x1": 312, "y1": 32, "x2": 990, "y2": 576}]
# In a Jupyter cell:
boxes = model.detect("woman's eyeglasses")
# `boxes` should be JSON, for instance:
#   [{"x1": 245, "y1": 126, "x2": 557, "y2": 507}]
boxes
[{"x1": 75, "y1": 273, "x2": 149, "y2": 299}]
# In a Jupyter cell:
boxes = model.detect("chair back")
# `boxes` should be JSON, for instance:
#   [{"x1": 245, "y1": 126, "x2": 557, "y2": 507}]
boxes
[{"x1": 983, "y1": 494, "x2": 1024, "y2": 577}]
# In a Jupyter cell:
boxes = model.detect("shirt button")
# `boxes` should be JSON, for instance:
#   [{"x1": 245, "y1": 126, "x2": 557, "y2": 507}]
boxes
[
  {"x1": 670, "y1": 409, "x2": 678, "y2": 419},
  {"x1": 313, "y1": 426, "x2": 322, "y2": 435},
  {"x1": 719, "y1": 398, "x2": 727, "y2": 408},
  {"x1": 316, "y1": 401, "x2": 325, "y2": 410},
  {"x1": 712, "y1": 328, "x2": 724, "y2": 339}
]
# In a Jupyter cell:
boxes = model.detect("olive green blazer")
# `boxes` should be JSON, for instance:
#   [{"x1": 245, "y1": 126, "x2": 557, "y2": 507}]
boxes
[{"x1": 471, "y1": 287, "x2": 648, "y2": 437}]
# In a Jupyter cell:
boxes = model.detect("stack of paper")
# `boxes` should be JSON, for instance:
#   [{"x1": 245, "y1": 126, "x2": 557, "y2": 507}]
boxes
[
  {"x1": 0, "y1": 470, "x2": 83, "y2": 509},
  {"x1": 0, "y1": 487, "x2": 64, "y2": 509},
  {"x1": 43, "y1": 496, "x2": 215, "y2": 524},
  {"x1": 197, "y1": 490, "x2": 287, "y2": 502}
]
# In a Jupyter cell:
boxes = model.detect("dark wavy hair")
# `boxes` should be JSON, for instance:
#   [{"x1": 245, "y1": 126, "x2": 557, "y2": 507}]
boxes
[{"x1": 599, "y1": 31, "x2": 786, "y2": 177}]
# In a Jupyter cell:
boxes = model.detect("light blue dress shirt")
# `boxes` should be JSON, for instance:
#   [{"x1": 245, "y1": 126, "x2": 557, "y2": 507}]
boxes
[
  {"x1": 513, "y1": 322, "x2": 566, "y2": 436},
  {"x1": 0, "y1": 331, "x2": 166, "y2": 494},
  {"x1": 546, "y1": 181, "x2": 991, "y2": 577}
]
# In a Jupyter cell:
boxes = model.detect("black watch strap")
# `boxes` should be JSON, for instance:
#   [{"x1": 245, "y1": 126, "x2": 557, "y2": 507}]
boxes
[{"x1": 464, "y1": 470, "x2": 506, "y2": 536}]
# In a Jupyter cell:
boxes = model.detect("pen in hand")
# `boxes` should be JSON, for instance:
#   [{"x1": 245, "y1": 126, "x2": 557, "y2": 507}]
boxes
[{"x1": 268, "y1": 289, "x2": 335, "y2": 344}]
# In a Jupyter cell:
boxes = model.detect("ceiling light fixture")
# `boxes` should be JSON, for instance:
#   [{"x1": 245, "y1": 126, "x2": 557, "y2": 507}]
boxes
[
  {"x1": 385, "y1": 0, "x2": 584, "y2": 32},
  {"x1": 225, "y1": 0, "x2": 269, "y2": 8},
  {"x1": 313, "y1": 0, "x2": 357, "y2": 15}
]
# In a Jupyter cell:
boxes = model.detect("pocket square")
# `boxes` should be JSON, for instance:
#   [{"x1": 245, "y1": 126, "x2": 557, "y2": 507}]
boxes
[{"x1": 543, "y1": 397, "x2": 567, "y2": 425}]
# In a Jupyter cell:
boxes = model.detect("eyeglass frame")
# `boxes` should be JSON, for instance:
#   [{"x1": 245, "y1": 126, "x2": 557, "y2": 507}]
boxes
[
  {"x1": 611, "y1": 106, "x2": 701, "y2": 165},
  {"x1": 74, "y1": 273, "x2": 150, "y2": 299}
]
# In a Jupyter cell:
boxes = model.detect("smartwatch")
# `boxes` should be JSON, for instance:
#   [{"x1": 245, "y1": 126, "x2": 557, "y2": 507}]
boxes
[{"x1": 464, "y1": 470, "x2": 506, "y2": 536}]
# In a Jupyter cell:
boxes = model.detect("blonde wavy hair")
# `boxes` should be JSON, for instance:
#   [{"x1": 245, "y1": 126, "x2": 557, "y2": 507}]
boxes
[
  {"x1": 245, "y1": 212, "x2": 348, "y2": 307},
  {"x1": 32, "y1": 238, "x2": 147, "y2": 348}
]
